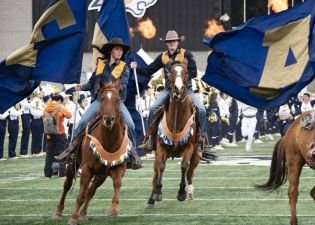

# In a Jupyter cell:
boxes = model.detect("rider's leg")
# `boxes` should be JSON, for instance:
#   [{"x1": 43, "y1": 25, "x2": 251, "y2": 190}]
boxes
[
  {"x1": 55, "y1": 100, "x2": 101, "y2": 163},
  {"x1": 188, "y1": 90, "x2": 207, "y2": 136},
  {"x1": 188, "y1": 90, "x2": 207, "y2": 151},
  {"x1": 139, "y1": 90, "x2": 170, "y2": 150},
  {"x1": 120, "y1": 103, "x2": 142, "y2": 169}
]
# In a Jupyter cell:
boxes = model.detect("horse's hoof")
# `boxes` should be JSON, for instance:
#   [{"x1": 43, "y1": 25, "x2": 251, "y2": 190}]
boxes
[
  {"x1": 152, "y1": 193, "x2": 162, "y2": 201},
  {"x1": 79, "y1": 214, "x2": 88, "y2": 221},
  {"x1": 67, "y1": 218, "x2": 79, "y2": 225},
  {"x1": 146, "y1": 203, "x2": 155, "y2": 209},
  {"x1": 108, "y1": 210, "x2": 118, "y2": 218},
  {"x1": 186, "y1": 193, "x2": 193, "y2": 200},
  {"x1": 177, "y1": 193, "x2": 186, "y2": 201},
  {"x1": 52, "y1": 211, "x2": 61, "y2": 219}
]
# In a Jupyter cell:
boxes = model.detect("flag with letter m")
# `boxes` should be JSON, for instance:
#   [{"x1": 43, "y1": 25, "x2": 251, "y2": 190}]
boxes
[
  {"x1": 202, "y1": 0, "x2": 315, "y2": 109},
  {"x1": 0, "y1": 0, "x2": 87, "y2": 113}
]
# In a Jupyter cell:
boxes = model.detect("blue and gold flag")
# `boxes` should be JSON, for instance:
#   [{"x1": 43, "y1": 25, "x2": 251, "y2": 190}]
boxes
[
  {"x1": 0, "y1": 0, "x2": 87, "y2": 113},
  {"x1": 91, "y1": 0, "x2": 131, "y2": 68},
  {"x1": 202, "y1": 0, "x2": 315, "y2": 109}
]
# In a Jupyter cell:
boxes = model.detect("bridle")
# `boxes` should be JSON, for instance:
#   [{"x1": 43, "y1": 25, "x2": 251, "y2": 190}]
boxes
[
  {"x1": 99, "y1": 89, "x2": 119, "y2": 130},
  {"x1": 170, "y1": 65, "x2": 188, "y2": 103}
]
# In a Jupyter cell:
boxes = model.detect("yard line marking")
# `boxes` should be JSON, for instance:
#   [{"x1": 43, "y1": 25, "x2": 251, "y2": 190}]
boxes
[
  {"x1": 0, "y1": 213, "x2": 314, "y2": 217},
  {"x1": 0, "y1": 186, "x2": 257, "y2": 190},
  {"x1": 0, "y1": 176, "x2": 314, "y2": 183},
  {"x1": 0, "y1": 198, "x2": 312, "y2": 202}
]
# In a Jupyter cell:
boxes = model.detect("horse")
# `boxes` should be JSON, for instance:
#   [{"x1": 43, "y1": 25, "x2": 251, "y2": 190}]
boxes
[
  {"x1": 255, "y1": 110, "x2": 315, "y2": 225},
  {"x1": 146, "y1": 62, "x2": 202, "y2": 208},
  {"x1": 53, "y1": 81, "x2": 129, "y2": 225}
]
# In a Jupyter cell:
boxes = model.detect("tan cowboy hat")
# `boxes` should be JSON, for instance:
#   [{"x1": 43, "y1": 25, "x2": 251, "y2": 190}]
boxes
[
  {"x1": 160, "y1": 30, "x2": 185, "y2": 42},
  {"x1": 100, "y1": 38, "x2": 130, "y2": 55}
]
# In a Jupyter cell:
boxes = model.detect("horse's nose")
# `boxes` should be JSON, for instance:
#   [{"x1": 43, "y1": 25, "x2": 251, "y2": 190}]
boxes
[
  {"x1": 110, "y1": 116, "x2": 115, "y2": 123},
  {"x1": 311, "y1": 142, "x2": 315, "y2": 149}
]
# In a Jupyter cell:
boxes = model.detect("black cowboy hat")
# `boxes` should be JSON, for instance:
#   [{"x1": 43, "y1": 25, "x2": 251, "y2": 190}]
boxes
[{"x1": 100, "y1": 38, "x2": 130, "y2": 55}]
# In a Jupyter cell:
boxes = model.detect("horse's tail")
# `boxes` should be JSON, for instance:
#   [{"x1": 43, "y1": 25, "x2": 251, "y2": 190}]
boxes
[{"x1": 255, "y1": 138, "x2": 287, "y2": 191}]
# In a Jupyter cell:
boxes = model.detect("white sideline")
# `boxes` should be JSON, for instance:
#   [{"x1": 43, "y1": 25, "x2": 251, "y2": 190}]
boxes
[
  {"x1": 0, "y1": 198, "x2": 312, "y2": 202},
  {"x1": 0, "y1": 213, "x2": 314, "y2": 217}
]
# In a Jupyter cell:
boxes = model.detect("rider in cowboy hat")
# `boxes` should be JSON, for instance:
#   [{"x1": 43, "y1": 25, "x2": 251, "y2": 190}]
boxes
[
  {"x1": 55, "y1": 38, "x2": 142, "y2": 170},
  {"x1": 130, "y1": 30, "x2": 207, "y2": 151}
]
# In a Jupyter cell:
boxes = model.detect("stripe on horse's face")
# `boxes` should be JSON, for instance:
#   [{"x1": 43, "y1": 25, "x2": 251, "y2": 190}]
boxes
[
  {"x1": 106, "y1": 91, "x2": 112, "y2": 100},
  {"x1": 174, "y1": 65, "x2": 183, "y2": 91}
]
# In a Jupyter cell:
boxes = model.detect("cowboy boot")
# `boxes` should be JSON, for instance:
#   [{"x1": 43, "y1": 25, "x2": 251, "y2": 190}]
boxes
[
  {"x1": 127, "y1": 147, "x2": 143, "y2": 170},
  {"x1": 138, "y1": 135, "x2": 153, "y2": 152},
  {"x1": 55, "y1": 135, "x2": 82, "y2": 164}
]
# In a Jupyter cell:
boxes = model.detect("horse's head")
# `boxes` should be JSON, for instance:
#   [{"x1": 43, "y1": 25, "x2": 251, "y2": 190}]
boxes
[
  {"x1": 99, "y1": 81, "x2": 121, "y2": 129},
  {"x1": 168, "y1": 62, "x2": 189, "y2": 101}
]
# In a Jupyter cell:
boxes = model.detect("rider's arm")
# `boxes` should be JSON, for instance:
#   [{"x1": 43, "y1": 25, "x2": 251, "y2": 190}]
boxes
[
  {"x1": 119, "y1": 65, "x2": 130, "y2": 102},
  {"x1": 137, "y1": 53, "x2": 164, "y2": 77},
  {"x1": 81, "y1": 72, "x2": 95, "y2": 91},
  {"x1": 185, "y1": 50, "x2": 197, "y2": 79}
]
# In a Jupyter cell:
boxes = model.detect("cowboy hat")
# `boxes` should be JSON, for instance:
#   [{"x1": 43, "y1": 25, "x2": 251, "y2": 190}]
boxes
[
  {"x1": 160, "y1": 30, "x2": 185, "y2": 42},
  {"x1": 100, "y1": 38, "x2": 130, "y2": 55}
]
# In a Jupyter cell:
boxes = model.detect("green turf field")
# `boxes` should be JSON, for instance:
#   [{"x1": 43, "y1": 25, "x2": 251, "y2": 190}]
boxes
[{"x1": 0, "y1": 137, "x2": 314, "y2": 225}]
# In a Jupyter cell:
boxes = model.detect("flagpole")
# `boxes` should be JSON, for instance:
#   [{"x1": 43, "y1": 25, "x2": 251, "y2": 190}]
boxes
[
  {"x1": 133, "y1": 67, "x2": 146, "y2": 137},
  {"x1": 243, "y1": 0, "x2": 246, "y2": 23},
  {"x1": 70, "y1": 91, "x2": 79, "y2": 142}
]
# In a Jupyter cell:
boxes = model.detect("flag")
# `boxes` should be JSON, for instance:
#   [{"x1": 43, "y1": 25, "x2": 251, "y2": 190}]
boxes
[
  {"x1": 125, "y1": 50, "x2": 149, "y2": 151},
  {"x1": 92, "y1": 0, "x2": 150, "y2": 143},
  {"x1": 202, "y1": 0, "x2": 315, "y2": 109},
  {"x1": 91, "y1": 0, "x2": 131, "y2": 69},
  {"x1": 0, "y1": 0, "x2": 87, "y2": 113}
]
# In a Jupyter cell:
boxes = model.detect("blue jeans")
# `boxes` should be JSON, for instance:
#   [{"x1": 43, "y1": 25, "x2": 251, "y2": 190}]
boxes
[
  {"x1": 73, "y1": 99, "x2": 136, "y2": 147},
  {"x1": 147, "y1": 89, "x2": 207, "y2": 136}
]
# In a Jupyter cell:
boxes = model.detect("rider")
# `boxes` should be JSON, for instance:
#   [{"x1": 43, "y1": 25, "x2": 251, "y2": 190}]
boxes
[
  {"x1": 130, "y1": 30, "x2": 207, "y2": 150},
  {"x1": 55, "y1": 38, "x2": 142, "y2": 169}
]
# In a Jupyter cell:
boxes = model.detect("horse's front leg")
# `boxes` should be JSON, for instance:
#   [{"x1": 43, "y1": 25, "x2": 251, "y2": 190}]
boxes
[
  {"x1": 186, "y1": 146, "x2": 201, "y2": 200},
  {"x1": 177, "y1": 144, "x2": 194, "y2": 201},
  {"x1": 79, "y1": 175, "x2": 107, "y2": 221},
  {"x1": 53, "y1": 162, "x2": 78, "y2": 219},
  {"x1": 287, "y1": 161, "x2": 303, "y2": 225},
  {"x1": 108, "y1": 164, "x2": 126, "y2": 217},
  {"x1": 147, "y1": 142, "x2": 167, "y2": 208},
  {"x1": 68, "y1": 164, "x2": 93, "y2": 225}
]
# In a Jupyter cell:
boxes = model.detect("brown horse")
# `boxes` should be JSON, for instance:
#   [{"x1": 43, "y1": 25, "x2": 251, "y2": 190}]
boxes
[
  {"x1": 255, "y1": 111, "x2": 315, "y2": 225},
  {"x1": 146, "y1": 62, "x2": 202, "y2": 208},
  {"x1": 54, "y1": 81, "x2": 129, "y2": 225}
]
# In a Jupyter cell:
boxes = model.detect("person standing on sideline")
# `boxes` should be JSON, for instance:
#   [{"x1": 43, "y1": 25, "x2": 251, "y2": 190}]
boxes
[
  {"x1": 30, "y1": 91, "x2": 45, "y2": 155},
  {"x1": 8, "y1": 104, "x2": 22, "y2": 158},
  {"x1": 19, "y1": 97, "x2": 32, "y2": 157},
  {"x1": 43, "y1": 93, "x2": 71, "y2": 178},
  {"x1": 131, "y1": 30, "x2": 207, "y2": 150},
  {"x1": 0, "y1": 110, "x2": 9, "y2": 160},
  {"x1": 239, "y1": 103, "x2": 257, "y2": 152}
]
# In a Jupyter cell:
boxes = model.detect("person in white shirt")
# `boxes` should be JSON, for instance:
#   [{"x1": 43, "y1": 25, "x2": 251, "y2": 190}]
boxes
[
  {"x1": 218, "y1": 92, "x2": 230, "y2": 143},
  {"x1": 20, "y1": 98, "x2": 32, "y2": 157},
  {"x1": 0, "y1": 110, "x2": 9, "y2": 160},
  {"x1": 300, "y1": 92, "x2": 314, "y2": 113},
  {"x1": 60, "y1": 92, "x2": 75, "y2": 139},
  {"x1": 30, "y1": 94, "x2": 45, "y2": 155},
  {"x1": 278, "y1": 103, "x2": 294, "y2": 136},
  {"x1": 8, "y1": 105, "x2": 23, "y2": 158},
  {"x1": 239, "y1": 103, "x2": 257, "y2": 152}
]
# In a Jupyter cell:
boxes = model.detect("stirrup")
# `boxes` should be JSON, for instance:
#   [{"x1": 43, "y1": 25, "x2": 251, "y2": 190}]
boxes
[
  {"x1": 55, "y1": 144, "x2": 76, "y2": 164},
  {"x1": 127, "y1": 148, "x2": 143, "y2": 170},
  {"x1": 138, "y1": 136, "x2": 153, "y2": 152}
]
